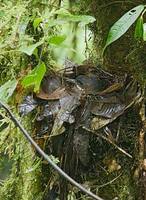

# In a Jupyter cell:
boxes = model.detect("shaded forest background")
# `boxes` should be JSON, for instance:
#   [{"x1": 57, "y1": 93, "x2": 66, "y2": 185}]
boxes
[{"x1": 0, "y1": 0, "x2": 146, "y2": 200}]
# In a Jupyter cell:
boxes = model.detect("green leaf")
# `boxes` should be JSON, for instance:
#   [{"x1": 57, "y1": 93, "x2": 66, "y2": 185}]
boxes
[
  {"x1": 22, "y1": 74, "x2": 36, "y2": 88},
  {"x1": 143, "y1": 23, "x2": 146, "y2": 41},
  {"x1": 33, "y1": 18, "x2": 42, "y2": 31},
  {"x1": 0, "y1": 80, "x2": 18, "y2": 103},
  {"x1": 55, "y1": 8, "x2": 96, "y2": 25},
  {"x1": 45, "y1": 19, "x2": 65, "y2": 28},
  {"x1": 55, "y1": 8, "x2": 70, "y2": 16},
  {"x1": 48, "y1": 35, "x2": 66, "y2": 45},
  {"x1": 48, "y1": 155, "x2": 60, "y2": 164},
  {"x1": 134, "y1": 16, "x2": 143, "y2": 39},
  {"x1": 22, "y1": 62, "x2": 46, "y2": 92},
  {"x1": 33, "y1": 48, "x2": 39, "y2": 60},
  {"x1": 67, "y1": 15, "x2": 96, "y2": 25},
  {"x1": 104, "y1": 5, "x2": 145, "y2": 51},
  {"x1": 19, "y1": 40, "x2": 43, "y2": 56},
  {"x1": 25, "y1": 160, "x2": 41, "y2": 173}
]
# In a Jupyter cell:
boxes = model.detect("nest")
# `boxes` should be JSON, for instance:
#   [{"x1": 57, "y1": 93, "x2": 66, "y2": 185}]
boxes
[{"x1": 19, "y1": 63, "x2": 142, "y2": 200}]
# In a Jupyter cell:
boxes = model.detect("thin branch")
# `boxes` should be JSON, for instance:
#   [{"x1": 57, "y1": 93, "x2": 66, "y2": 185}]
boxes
[
  {"x1": 77, "y1": 174, "x2": 122, "y2": 200},
  {"x1": 0, "y1": 101, "x2": 104, "y2": 200},
  {"x1": 81, "y1": 127, "x2": 132, "y2": 159},
  {"x1": 116, "y1": 119, "x2": 122, "y2": 142},
  {"x1": 99, "y1": 134, "x2": 132, "y2": 158},
  {"x1": 97, "y1": 173, "x2": 122, "y2": 189},
  {"x1": 84, "y1": 126, "x2": 132, "y2": 158}
]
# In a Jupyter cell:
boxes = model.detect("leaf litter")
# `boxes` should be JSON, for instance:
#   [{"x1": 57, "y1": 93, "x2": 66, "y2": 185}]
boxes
[
  {"x1": 19, "y1": 61, "x2": 143, "y2": 199},
  {"x1": 19, "y1": 62, "x2": 142, "y2": 136}
]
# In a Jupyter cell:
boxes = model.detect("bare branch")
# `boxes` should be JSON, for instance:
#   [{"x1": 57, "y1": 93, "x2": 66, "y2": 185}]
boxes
[{"x1": 0, "y1": 101, "x2": 104, "y2": 200}]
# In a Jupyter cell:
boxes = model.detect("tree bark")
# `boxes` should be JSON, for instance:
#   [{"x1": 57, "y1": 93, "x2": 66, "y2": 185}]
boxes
[
  {"x1": 78, "y1": 0, "x2": 146, "y2": 199},
  {"x1": 79, "y1": 0, "x2": 146, "y2": 77}
]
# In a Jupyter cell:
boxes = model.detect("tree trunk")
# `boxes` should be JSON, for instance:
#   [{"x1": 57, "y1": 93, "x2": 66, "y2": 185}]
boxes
[
  {"x1": 80, "y1": 0, "x2": 146, "y2": 76},
  {"x1": 77, "y1": 0, "x2": 146, "y2": 199}
]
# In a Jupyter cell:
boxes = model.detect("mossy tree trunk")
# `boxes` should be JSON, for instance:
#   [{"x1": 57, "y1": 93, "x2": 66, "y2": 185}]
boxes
[
  {"x1": 80, "y1": 0, "x2": 146, "y2": 76},
  {"x1": 77, "y1": 0, "x2": 146, "y2": 199}
]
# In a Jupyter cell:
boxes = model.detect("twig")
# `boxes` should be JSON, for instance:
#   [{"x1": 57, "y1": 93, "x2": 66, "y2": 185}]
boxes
[
  {"x1": 0, "y1": 101, "x2": 104, "y2": 200},
  {"x1": 116, "y1": 119, "x2": 122, "y2": 142},
  {"x1": 77, "y1": 174, "x2": 122, "y2": 200},
  {"x1": 100, "y1": 134, "x2": 132, "y2": 158},
  {"x1": 99, "y1": 129, "x2": 132, "y2": 158},
  {"x1": 97, "y1": 173, "x2": 122, "y2": 189}
]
